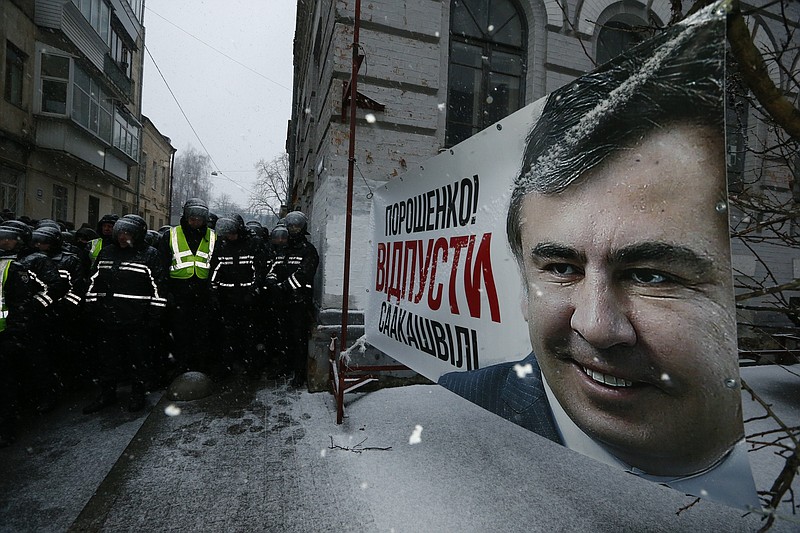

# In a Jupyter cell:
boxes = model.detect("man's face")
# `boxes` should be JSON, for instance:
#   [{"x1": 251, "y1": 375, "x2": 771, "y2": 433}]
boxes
[
  {"x1": 101, "y1": 222, "x2": 114, "y2": 237},
  {"x1": 0, "y1": 237, "x2": 17, "y2": 251},
  {"x1": 518, "y1": 124, "x2": 742, "y2": 475},
  {"x1": 187, "y1": 215, "x2": 205, "y2": 230},
  {"x1": 117, "y1": 231, "x2": 133, "y2": 248}
]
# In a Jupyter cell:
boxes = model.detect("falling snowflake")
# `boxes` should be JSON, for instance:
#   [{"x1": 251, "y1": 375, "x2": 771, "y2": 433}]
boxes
[
  {"x1": 409, "y1": 424, "x2": 423, "y2": 444},
  {"x1": 320, "y1": 448, "x2": 327, "y2": 458},
  {"x1": 164, "y1": 404, "x2": 182, "y2": 417},
  {"x1": 365, "y1": 113, "x2": 376, "y2": 123},
  {"x1": 360, "y1": 482, "x2": 369, "y2": 490},
  {"x1": 660, "y1": 373, "x2": 671, "y2": 382},
  {"x1": 437, "y1": 103, "x2": 446, "y2": 111},
  {"x1": 513, "y1": 363, "x2": 533, "y2": 378}
]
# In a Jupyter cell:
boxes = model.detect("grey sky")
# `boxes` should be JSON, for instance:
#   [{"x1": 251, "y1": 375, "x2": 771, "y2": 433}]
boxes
[{"x1": 141, "y1": 0, "x2": 296, "y2": 206}]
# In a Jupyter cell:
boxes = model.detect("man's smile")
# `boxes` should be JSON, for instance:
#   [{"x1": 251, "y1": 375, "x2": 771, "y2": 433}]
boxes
[{"x1": 581, "y1": 366, "x2": 633, "y2": 388}]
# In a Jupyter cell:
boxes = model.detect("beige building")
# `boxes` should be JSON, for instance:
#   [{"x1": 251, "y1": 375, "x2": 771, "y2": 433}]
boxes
[
  {"x1": 0, "y1": 0, "x2": 169, "y2": 229},
  {"x1": 138, "y1": 116, "x2": 175, "y2": 231}
]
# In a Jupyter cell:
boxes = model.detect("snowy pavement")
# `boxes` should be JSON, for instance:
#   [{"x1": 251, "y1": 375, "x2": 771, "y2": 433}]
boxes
[{"x1": 0, "y1": 365, "x2": 798, "y2": 532}]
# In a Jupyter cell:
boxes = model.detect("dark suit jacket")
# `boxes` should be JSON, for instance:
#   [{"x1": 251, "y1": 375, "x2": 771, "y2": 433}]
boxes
[{"x1": 438, "y1": 353, "x2": 562, "y2": 444}]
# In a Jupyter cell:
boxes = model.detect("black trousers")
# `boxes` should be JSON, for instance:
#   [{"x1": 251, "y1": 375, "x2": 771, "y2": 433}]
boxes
[{"x1": 94, "y1": 325, "x2": 154, "y2": 392}]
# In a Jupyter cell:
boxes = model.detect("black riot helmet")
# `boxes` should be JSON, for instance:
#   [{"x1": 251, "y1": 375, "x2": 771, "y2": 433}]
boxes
[
  {"x1": 36, "y1": 219, "x2": 61, "y2": 230},
  {"x1": 284, "y1": 211, "x2": 308, "y2": 238},
  {"x1": 0, "y1": 220, "x2": 32, "y2": 245},
  {"x1": 207, "y1": 212, "x2": 219, "y2": 229},
  {"x1": 270, "y1": 225, "x2": 289, "y2": 249},
  {"x1": 144, "y1": 229, "x2": 161, "y2": 247},
  {"x1": 112, "y1": 214, "x2": 147, "y2": 247},
  {"x1": 0, "y1": 220, "x2": 31, "y2": 246},
  {"x1": 32, "y1": 225, "x2": 63, "y2": 249},
  {"x1": 183, "y1": 198, "x2": 209, "y2": 222},
  {"x1": 214, "y1": 217, "x2": 239, "y2": 239}
]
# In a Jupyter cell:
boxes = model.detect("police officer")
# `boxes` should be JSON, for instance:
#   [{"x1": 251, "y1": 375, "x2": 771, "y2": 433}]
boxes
[
  {"x1": 1, "y1": 220, "x2": 68, "y2": 411},
  {"x1": 158, "y1": 198, "x2": 216, "y2": 378},
  {"x1": 209, "y1": 215, "x2": 267, "y2": 379},
  {"x1": 83, "y1": 215, "x2": 167, "y2": 413},
  {"x1": 263, "y1": 224, "x2": 290, "y2": 377},
  {"x1": 0, "y1": 223, "x2": 54, "y2": 446},
  {"x1": 277, "y1": 212, "x2": 318, "y2": 388},
  {"x1": 89, "y1": 213, "x2": 118, "y2": 264},
  {"x1": 32, "y1": 225, "x2": 86, "y2": 390}
]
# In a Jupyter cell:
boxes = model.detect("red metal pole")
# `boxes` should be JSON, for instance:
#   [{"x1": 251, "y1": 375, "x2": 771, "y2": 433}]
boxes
[{"x1": 341, "y1": 0, "x2": 361, "y2": 353}]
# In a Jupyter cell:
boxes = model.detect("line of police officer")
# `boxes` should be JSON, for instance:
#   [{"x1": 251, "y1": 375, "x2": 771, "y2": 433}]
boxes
[{"x1": 0, "y1": 199, "x2": 318, "y2": 447}]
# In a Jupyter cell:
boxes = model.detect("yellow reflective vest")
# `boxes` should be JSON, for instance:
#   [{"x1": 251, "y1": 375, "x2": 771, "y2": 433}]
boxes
[
  {"x1": 0, "y1": 258, "x2": 10, "y2": 332},
  {"x1": 89, "y1": 238, "x2": 104, "y2": 264},
  {"x1": 169, "y1": 226, "x2": 216, "y2": 279}
]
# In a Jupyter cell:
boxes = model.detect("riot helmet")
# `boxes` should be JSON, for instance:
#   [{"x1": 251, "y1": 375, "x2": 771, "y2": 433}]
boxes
[
  {"x1": 36, "y1": 219, "x2": 61, "y2": 230},
  {"x1": 284, "y1": 211, "x2": 308, "y2": 238},
  {"x1": 75, "y1": 226, "x2": 99, "y2": 243},
  {"x1": 270, "y1": 225, "x2": 289, "y2": 249},
  {"x1": 112, "y1": 214, "x2": 147, "y2": 248},
  {"x1": 183, "y1": 198, "x2": 209, "y2": 223},
  {"x1": 145, "y1": 229, "x2": 161, "y2": 247},
  {"x1": 215, "y1": 217, "x2": 239, "y2": 240},
  {"x1": 0, "y1": 220, "x2": 32, "y2": 245},
  {"x1": 32, "y1": 225, "x2": 63, "y2": 251},
  {"x1": 207, "y1": 212, "x2": 219, "y2": 229}
]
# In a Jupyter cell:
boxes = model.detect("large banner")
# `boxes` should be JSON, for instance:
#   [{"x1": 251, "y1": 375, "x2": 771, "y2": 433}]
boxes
[
  {"x1": 366, "y1": 0, "x2": 759, "y2": 511},
  {"x1": 367, "y1": 98, "x2": 543, "y2": 380}
]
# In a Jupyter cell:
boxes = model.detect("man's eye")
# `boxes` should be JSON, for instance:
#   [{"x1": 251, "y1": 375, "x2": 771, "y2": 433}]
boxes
[
  {"x1": 630, "y1": 270, "x2": 669, "y2": 284},
  {"x1": 546, "y1": 263, "x2": 579, "y2": 276}
]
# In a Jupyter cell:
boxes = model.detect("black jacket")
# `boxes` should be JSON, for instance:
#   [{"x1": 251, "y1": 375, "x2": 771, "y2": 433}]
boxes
[
  {"x1": 209, "y1": 223, "x2": 266, "y2": 306},
  {"x1": 17, "y1": 247, "x2": 69, "y2": 305},
  {"x1": 85, "y1": 243, "x2": 168, "y2": 326},
  {"x1": 270, "y1": 236, "x2": 318, "y2": 304},
  {"x1": 0, "y1": 253, "x2": 51, "y2": 334}
]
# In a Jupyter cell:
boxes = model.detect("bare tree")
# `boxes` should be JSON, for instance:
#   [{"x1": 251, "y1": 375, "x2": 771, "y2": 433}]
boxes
[
  {"x1": 249, "y1": 152, "x2": 289, "y2": 218},
  {"x1": 171, "y1": 145, "x2": 213, "y2": 220},
  {"x1": 210, "y1": 192, "x2": 243, "y2": 217}
]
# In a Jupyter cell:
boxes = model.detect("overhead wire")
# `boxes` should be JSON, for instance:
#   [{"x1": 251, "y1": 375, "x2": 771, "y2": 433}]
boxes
[
  {"x1": 143, "y1": 45, "x2": 254, "y2": 196},
  {"x1": 145, "y1": 7, "x2": 291, "y2": 92}
]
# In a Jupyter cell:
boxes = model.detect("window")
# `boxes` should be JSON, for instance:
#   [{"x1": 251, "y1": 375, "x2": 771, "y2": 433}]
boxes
[
  {"x1": 161, "y1": 165, "x2": 166, "y2": 194},
  {"x1": 52, "y1": 184, "x2": 68, "y2": 221},
  {"x1": 447, "y1": 0, "x2": 526, "y2": 147},
  {"x1": 114, "y1": 111, "x2": 140, "y2": 160},
  {"x1": 5, "y1": 41, "x2": 26, "y2": 107},
  {"x1": 596, "y1": 20, "x2": 646, "y2": 65},
  {"x1": 110, "y1": 27, "x2": 132, "y2": 78},
  {"x1": 88, "y1": 195, "x2": 99, "y2": 227},
  {"x1": 40, "y1": 52, "x2": 70, "y2": 115},
  {"x1": 149, "y1": 215, "x2": 154, "y2": 229},
  {"x1": 0, "y1": 168, "x2": 20, "y2": 216},
  {"x1": 71, "y1": 0, "x2": 111, "y2": 44},
  {"x1": 72, "y1": 64, "x2": 113, "y2": 141},
  {"x1": 152, "y1": 161, "x2": 157, "y2": 190}
]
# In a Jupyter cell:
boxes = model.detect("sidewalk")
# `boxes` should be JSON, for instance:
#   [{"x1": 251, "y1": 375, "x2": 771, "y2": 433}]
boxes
[{"x1": 0, "y1": 366, "x2": 798, "y2": 532}]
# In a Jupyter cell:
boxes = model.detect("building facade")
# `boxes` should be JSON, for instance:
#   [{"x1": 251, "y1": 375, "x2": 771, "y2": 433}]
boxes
[
  {"x1": 139, "y1": 115, "x2": 174, "y2": 231},
  {"x1": 0, "y1": 0, "x2": 169, "y2": 229},
  {"x1": 290, "y1": 0, "x2": 799, "y2": 388}
]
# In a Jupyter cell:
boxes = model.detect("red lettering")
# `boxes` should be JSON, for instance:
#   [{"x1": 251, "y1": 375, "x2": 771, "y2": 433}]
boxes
[
  {"x1": 464, "y1": 233, "x2": 501, "y2": 323},
  {"x1": 447, "y1": 236, "x2": 470, "y2": 315},
  {"x1": 375, "y1": 242, "x2": 387, "y2": 292},
  {"x1": 427, "y1": 237, "x2": 448, "y2": 310}
]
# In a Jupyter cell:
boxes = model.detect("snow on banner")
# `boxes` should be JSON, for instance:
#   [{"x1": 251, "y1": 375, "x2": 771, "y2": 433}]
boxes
[{"x1": 366, "y1": 100, "x2": 546, "y2": 382}]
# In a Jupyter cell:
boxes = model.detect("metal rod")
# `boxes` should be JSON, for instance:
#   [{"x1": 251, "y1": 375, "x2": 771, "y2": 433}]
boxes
[{"x1": 341, "y1": 0, "x2": 361, "y2": 353}]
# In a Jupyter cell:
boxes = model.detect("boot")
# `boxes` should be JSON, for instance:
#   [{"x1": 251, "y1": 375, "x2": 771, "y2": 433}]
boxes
[
  {"x1": 127, "y1": 382, "x2": 147, "y2": 412},
  {"x1": 82, "y1": 387, "x2": 117, "y2": 414}
]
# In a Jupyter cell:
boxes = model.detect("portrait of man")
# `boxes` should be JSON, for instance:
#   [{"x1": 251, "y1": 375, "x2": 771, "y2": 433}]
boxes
[{"x1": 439, "y1": 6, "x2": 759, "y2": 509}]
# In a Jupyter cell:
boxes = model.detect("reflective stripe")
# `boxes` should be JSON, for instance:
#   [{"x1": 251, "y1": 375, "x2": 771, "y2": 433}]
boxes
[
  {"x1": 169, "y1": 227, "x2": 215, "y2": 279},
  {"x1": 0, "y1": 259, "x2": 10, "y2": 331}
]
